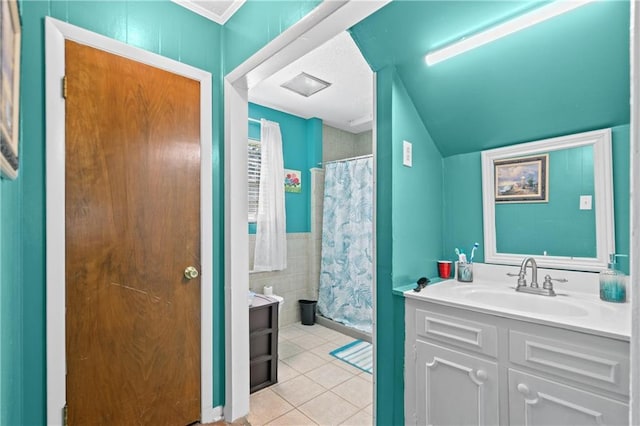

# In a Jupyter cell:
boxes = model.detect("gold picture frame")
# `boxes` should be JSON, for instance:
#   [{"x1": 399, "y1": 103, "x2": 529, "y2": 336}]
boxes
[
  {"x1": 494, "y1": 154, "x2": 548, "y2": 203},
  {"x1": 0, "y1": 0, "x2": 21, "y2": 179}
]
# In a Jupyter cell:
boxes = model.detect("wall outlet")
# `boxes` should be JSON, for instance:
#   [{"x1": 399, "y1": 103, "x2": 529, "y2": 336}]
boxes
[
  {"x1": 579, "y1": 195, "x2": 592, "y2": 210},
  {"x1": 403, "y1": 141, "x2": 412, "y2": 167}
]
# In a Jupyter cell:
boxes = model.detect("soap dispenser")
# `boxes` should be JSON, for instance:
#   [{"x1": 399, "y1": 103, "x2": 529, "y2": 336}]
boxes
[{"x1": 599, "y1": 254, "x2": 626, "y2": 303}]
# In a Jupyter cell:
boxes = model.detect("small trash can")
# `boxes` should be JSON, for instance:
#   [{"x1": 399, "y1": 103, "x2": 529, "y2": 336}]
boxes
[{"x1": 298, "y1": 300, "x2": 317, "y2": 325}]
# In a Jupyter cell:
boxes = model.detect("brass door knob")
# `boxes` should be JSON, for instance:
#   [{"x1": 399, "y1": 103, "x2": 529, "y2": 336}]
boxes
[{"x1": 184, "y1": 266, "x2": 199, "y2": 280}]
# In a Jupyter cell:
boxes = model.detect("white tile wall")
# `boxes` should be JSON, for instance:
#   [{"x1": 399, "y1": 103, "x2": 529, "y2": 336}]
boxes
[
  {"x1": 249, "y1": 233, "x2": 314, "y2": 326},
  {"x1": 322, "y1": 125, "x2": 372, "y2": 163},
  {"x1": 355, "y1": 130, "x2": 373, "y2": 149},
  {"x1": 309, "y1": 168, "x2": 325, "y2": 303}
]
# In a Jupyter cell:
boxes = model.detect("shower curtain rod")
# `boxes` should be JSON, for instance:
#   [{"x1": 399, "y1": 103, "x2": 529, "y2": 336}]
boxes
[
  {"x1": 248, "y1": 117, "x2": 261, "y2": 124},
  {"x1": 322, "y1": 154, "x2": 373, "y2": 166}
]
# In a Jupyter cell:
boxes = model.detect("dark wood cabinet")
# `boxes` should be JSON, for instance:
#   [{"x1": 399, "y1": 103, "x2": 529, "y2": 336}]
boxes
[{"x1": 249, "y1": 296, "x2": 279, "y2": 393}]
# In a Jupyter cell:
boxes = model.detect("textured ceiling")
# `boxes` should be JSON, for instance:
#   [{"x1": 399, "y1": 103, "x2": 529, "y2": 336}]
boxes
[
  {"x1": 249, "y1": 31, "x2": 373, "y2": 134},
  {"x1": 350, "y1": 1, "x2": 630, "y2": 157}
]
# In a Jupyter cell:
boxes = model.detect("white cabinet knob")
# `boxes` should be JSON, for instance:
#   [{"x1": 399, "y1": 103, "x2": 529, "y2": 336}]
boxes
[
  {"x1": 517, "y1": 383, "x2": 530, "y2": 395},
  {"x1": 476, "y1": 370, "x2": 488, "y2": 380}
]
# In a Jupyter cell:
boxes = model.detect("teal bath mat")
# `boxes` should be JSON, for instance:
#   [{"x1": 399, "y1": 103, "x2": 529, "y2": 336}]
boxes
[{"x1": 330, "y1": 340, "x2": 372, "y2": 374}]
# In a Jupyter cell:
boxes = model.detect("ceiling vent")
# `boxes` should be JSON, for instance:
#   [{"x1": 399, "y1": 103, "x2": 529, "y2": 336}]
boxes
[{"x1": 281, "y1": 72, "x2": 332, "y2": 98}]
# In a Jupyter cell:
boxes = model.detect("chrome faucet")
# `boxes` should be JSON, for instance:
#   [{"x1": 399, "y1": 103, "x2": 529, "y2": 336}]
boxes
[
  {"x1": 507, "y1": 257, "x2": 567, "y2": 296},
  {"x1": 507, "y1": 257, "x2": 538, "y2": 289}
]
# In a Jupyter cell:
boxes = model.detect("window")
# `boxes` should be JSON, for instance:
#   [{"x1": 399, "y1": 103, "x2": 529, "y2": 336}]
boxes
[{"x1": 248, "y1": 138, "x2": 261, "y2": 222}]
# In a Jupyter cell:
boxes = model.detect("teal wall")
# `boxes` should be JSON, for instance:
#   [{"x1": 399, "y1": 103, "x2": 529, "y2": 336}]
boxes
[
  {"x1": 3, "y1": 1, "x2": 328, "y2": 423},
  {"x1": 223, "y1": 0, "x2": 321, "y2": 74},
  {"x1": 247, "y1": 103, "x2": 322, "y2": 234},
  {"x1": 0, "y1": 179, "x2": 23, "y2": 425},
  {"x1": 444, "y1": 125, "x2": 630, "y2": 273},
  {"x1": 375, "y1": 66, "x2": 444, "y2": 426},
  {"x1": 611, "y1": 125, "x2": 631, "y2": 275},
  {"x1": 14, "y1": 1, "x2": 226, "y2": 423},
  {"x1": 391, "y1": 71, "x2": 443, "y2": 284},
  {"x1": 496, "y1": 145, "x2": 596, "y2": 258},
  {"x1": 442, "y1": 151, "x2": 484, "y2": 264},
  {"x1": 374, "y1": 66, "x2": 401, "y2": 426}
]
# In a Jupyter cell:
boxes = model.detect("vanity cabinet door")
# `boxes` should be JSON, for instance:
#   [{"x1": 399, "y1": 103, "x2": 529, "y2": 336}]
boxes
[
  {"x1": 509, "y1": 369, "x2": 628, "y2": 426},
  {"x1": 416, "y1": 340, "x2": 498, "y2": 426}
]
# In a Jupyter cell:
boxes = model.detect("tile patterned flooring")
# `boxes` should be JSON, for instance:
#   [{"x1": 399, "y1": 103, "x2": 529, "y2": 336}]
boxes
[{"x1": 248, "y1": 322, "x2": 373, "y2": 426}]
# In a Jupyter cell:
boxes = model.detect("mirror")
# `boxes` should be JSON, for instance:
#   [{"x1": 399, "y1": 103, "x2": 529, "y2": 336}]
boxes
[{"x1": 481, "y1": 129, "x2": 614, "y2": 271}]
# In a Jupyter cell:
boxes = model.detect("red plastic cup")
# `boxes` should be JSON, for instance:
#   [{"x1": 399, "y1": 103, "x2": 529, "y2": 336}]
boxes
[{"x1": 437, "y1": 260, "x2": 452, "y2": 279}]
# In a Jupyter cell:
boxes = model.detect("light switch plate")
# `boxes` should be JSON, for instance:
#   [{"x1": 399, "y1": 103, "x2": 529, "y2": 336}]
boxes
[
  {"x1": 403, "y1": 140, "x2": 412, "y2": 167},
  {"x1": 579, "y1": 195, "x2": 592, "y2": 210}
]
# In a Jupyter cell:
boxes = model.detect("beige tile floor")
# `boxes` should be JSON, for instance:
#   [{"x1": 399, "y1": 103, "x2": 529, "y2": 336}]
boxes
[{"x1": 248, "y1": 322, "x2": 373, "y2": 426}]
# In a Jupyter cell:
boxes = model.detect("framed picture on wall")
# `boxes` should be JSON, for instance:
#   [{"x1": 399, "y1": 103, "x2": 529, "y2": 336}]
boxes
[
  {"x1": 0, "y1": 0, "x2": 21, "y2": 179},
  {"x1": 284, "y1": 169, "x2": 301, "y2": 193},
  {"x1": 494, "y1": 154, "x2": 548, "y2": 203}
]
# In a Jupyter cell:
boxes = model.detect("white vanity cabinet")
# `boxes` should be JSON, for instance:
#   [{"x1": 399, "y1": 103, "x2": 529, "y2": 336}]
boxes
[
  {"x1": 405, "y1": 299, "x2": 630, "y2": 426},
  {"x1": 416, "y1": 341, "x2": 499, "y2": 425},
  {"x1": 508, "y1": 369, "x2": 628, "y2": 426}
]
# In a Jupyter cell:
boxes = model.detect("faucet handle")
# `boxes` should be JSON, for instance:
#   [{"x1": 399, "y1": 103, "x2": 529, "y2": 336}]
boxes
[
  {"x1": 544, "y1": 274, "x2": 567, "y2": 283},
  {"x1": 507, "y1": 271, "x2": 527, "y2": 288},
  {"x1": 543, "y1": 274, "x2": 567, "y2": 290}
]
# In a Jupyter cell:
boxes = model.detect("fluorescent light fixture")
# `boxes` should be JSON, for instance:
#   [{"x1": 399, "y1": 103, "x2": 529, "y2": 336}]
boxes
[
  {"x1": 281, "y1": 72, "x2": 331, "y2": 97},
  {"x1": 425, "y1": 0, "x2": 594, "y2": 66}
]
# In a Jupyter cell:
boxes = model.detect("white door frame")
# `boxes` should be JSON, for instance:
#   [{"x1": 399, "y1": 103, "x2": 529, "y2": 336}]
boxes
[
  {"x1": 223, "y1": 0, "x2": 388, "y2": 420},
  {"x1": 630, "y1": 1, "x2": 639, "y2": 424},
  {"x1": 44, "y1": 17, "x2": 217, "y2": 425}
]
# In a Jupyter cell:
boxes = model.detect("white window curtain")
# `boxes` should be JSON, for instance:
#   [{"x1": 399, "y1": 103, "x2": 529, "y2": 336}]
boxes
[{"x1": 253, "y1": 119, "x2": 287, "y2": 271}]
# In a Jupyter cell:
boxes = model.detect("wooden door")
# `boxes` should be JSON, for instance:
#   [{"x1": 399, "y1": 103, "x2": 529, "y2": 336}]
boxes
[{"x1": 65, "y1": 40, "x2": 201, "y2": 425}]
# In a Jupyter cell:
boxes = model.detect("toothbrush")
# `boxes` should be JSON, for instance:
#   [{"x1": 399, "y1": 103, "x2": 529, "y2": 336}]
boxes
[{"x1": 470, "y1": 242, "x2": 479, "y2": 263}]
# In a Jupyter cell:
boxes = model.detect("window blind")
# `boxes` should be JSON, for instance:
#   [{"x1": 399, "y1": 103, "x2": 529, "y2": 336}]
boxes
[{"x1": 248, "y1": 139, "x2": 261, "y2": 222}]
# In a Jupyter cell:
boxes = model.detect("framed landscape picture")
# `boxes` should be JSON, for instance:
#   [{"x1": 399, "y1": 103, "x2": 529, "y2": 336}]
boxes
[
  {"x1": 494, "y1": 154, "x2": 548, "y2": 203},
  {"x1": 0, "y1": 0, "x2": 21, "y2": 179}
]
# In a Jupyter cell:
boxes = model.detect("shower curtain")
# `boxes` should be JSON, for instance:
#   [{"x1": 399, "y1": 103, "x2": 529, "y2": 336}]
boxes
[{"x1": 317, "y1": 157, "x2": 373, "y2": 333}]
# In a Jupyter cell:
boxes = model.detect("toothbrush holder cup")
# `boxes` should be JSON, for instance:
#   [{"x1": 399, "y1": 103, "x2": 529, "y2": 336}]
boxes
[{"x1": 457, "y1": 262, "x2": 473, "y2": 283}]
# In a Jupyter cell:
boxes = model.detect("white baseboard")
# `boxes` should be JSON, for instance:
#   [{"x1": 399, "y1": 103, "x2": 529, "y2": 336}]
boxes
[{"x1": 202, "y1": 405, "x2": 223, "y2": 423}]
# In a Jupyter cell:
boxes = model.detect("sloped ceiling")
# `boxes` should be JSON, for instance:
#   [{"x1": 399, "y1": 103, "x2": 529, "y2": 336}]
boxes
[{"x1": 350, "y1": 1, "x2": 630, "y2": 157}]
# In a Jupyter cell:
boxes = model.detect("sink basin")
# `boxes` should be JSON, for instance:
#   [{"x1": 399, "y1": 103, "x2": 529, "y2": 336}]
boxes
[
  {"x1": 459, "y1": 288, "x2": 589, "y2": 317},
  {"x1": 405, "y1": 279, "x2": 631, "y2": 340}
]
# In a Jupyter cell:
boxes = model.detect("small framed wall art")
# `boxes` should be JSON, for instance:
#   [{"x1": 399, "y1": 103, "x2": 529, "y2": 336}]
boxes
[
  {"x1": 284, "y1": 169, "x2": 301, "y2": 193},
  {"x1": 0, "y1": 0, "x2": 21, "y2": 179},
  {"x1": 494, "y1": 154, "x2": 548, "y2": 203}
]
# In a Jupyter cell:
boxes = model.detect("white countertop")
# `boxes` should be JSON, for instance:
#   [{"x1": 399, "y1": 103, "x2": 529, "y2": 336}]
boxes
[{"x1": 404, "y1": 265, "x2": 630, "y2": 341}]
